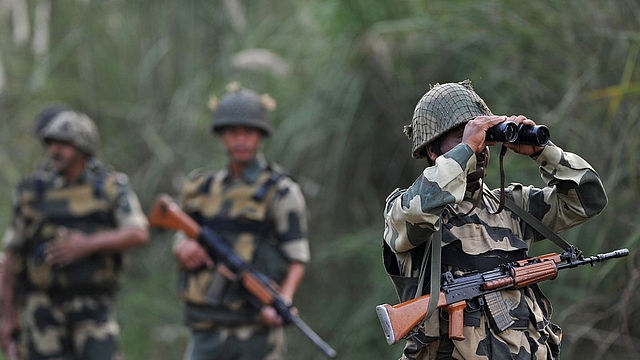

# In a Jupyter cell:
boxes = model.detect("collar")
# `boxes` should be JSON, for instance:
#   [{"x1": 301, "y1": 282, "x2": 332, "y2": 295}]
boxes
[
  {"x1": 222, "y1": 154, "x2": 268, "y2": 184},
  {"x1": 47, "y1": 158, "x2": 100, "y2": 189},
  {"x1": 51, "y1": 168, "x2": 92, "y2": 189}
]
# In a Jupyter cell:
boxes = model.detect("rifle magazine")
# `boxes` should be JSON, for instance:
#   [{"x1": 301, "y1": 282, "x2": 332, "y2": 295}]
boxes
[{"x1": 483, "y1": 291, "x2": 514, "y2": 333}]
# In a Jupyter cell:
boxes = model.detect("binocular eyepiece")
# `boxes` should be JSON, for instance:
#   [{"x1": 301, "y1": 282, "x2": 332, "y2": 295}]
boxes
[{"x1": 486, "y1": 122, "x2": 550, "y2": 146}]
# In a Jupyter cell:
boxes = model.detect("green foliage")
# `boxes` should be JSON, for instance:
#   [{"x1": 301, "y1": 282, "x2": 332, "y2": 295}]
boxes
[{"x1": 1, "y1": 0, "x2": 639, "y2": 359}]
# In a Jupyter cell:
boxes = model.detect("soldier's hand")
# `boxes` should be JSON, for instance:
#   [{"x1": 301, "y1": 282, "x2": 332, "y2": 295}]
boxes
[
  {"x1": 463, "y1": 116, "x2": 508, "y2": 153},
  {"x1": 173, "y1": 237, "x2": 214, "y2": 270},
  {"x1": 45, "y1": 227, "x2": 93, "y2": 267},
  {"x1": 259, "y1": 306, "x2": 283, "y2": 327}
]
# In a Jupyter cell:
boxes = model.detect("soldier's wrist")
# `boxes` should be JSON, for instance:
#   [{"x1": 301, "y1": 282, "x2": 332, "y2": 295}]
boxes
[{"x1": 172, "y1": 237, "x2": 188, "y2": 255}]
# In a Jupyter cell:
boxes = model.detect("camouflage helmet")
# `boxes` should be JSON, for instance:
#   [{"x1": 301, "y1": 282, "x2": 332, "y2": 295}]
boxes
[
  {"x1": 33, "y1": 104, "x2": 70, "y2": 140},
  {"x1": 40, "y1": 110, "x2": 100, "y2": 156},
  {"x1": 210, "y1": 85, "x2": 275, "y2": 137},
  {"x1": 404, "y1": 80, "x2": 492, "y2": 159}
]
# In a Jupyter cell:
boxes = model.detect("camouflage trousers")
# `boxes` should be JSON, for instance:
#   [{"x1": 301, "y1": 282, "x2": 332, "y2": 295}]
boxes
[
  {"x1": 21, "y1": 292, "x2": 122, "y2": 360},
  {"x1": 401, "y1": 309, "x2": 562, "y2": 360},
  {"x1": 184, "y1": 324, "x2": 285, "y2": 360}
]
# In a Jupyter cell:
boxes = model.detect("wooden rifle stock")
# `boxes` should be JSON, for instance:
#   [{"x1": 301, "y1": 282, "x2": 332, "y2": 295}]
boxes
[
  {"x1": 376, "y1": 292, "x2": 465, "y2": 345},
  {"x1": 148, "y1": 194, "x2": 337, "y2": 358},
  {"x1": 148, "y1": 194, "x2": 199, "y2": 238}
]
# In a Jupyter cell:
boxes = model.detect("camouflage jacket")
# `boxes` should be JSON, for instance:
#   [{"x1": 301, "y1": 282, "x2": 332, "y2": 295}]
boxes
[
  {"x1": 2, "y1": 159, "x2": 148, "y2": 296},
  {"x1": 178, "y1": 155, "x2": 310, "y2": 328},
  {"x1": 383, "y1": 142, "x2": 607, "y2": 358}
]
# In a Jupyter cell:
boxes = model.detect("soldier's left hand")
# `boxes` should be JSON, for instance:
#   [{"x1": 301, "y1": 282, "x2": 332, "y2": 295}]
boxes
[{"x1": 45, "y1": 227, "x2": 93, "y2": 267}]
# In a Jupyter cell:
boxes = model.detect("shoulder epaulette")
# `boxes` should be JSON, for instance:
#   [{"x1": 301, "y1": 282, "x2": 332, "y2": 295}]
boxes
[
  {"x1": 185, "y1": 168, "x2": 217, "y2": 195},
  {"x1": 253, "y1": 162, "x2": 292, "y2": 201}
]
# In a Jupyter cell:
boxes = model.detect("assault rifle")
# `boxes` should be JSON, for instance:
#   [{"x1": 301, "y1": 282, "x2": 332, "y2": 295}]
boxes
[
  {"x1": 376, "y1": 247, "x2": 629, "y2": 345},
  {"x1": 148, "y1": 194, "x2": 337, "y2": 359}
]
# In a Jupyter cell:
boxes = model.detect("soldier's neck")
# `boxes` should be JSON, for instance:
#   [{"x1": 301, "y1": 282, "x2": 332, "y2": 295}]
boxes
[
  {"x1": 61, "y1": 159, "x2": 87, "y2": 183},
  {"x1": 228, "y1": 162, "x2": 247, "y2": 179}
]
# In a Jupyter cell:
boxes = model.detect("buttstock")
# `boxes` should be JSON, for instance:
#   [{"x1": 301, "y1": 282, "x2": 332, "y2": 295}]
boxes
[
  {"x1": 148, "y1": 194, "x2": 200, "y2": 239},
  {"x1": 376, "y1": 292, "x2": 447, "y2": 345}
]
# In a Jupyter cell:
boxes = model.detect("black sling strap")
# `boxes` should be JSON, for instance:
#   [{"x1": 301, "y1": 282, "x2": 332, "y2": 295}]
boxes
[
  {"x1": 502, "y1": 197, "x2": 574, "y2": 252},
  {"x1": 419, "y1": 219, "x2": 442, "y2": 320}
]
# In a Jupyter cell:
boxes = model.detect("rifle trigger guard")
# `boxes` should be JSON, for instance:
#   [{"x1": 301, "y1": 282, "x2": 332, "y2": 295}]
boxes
[{"x1": 467, "y1": 296, "x2": 482, "y2": 311}]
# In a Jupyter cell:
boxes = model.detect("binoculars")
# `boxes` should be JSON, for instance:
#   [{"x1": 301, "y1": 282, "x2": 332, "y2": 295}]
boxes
[{"x1": 486, "y1": 122, "x2": 550, "y2": 146}]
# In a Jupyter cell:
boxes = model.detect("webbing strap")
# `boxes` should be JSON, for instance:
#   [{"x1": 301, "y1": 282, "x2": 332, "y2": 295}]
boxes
[
  {"x1": 415, "y1": 215, "x2": 443, "y2": 321},
  {"x1": 489, "y1": 145, "x2": 573, "y2": 252},
  {"x1": 426, "y1": 225, "x2": 442, "y2": 319},
  {"x1": 502, "y1": 198, "x2": 573, "y2": 252},
  {"x1": 495, "y1": 144, "x2": 509, "y2": 214}
]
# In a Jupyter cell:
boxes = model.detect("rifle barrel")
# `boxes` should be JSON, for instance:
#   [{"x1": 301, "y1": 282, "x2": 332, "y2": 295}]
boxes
[
  {"x1": 291, "y1": 316, "x2": 337, "y2": 358},
  {"x1": 557, "y1": 248, "x2": 629, "y2": 270}
]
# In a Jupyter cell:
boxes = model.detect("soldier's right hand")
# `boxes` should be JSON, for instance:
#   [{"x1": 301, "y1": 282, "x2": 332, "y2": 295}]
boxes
[
  {"x1": 173, "y1": 237, "x2": 214, "y2": 270},
  {"x1": 463, "y1": 115, "x2": 509, "y2": 153}
]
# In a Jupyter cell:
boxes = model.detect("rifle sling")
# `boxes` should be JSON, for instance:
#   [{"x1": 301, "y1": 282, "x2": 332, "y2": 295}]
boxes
[
  {"x1": 489, "y1": 147, "x2": 573, "y2": 252},
  {"x1": 415, "y1": 215, "x2": 442, "y2": 322},
  {"x1": 502, "y1": 198, "x2": 572, "y2": 252}
]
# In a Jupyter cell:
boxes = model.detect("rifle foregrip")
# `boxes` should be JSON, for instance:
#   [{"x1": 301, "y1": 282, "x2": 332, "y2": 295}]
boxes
[
  {"x1": 483, "y1": 277, "x2": 513, "y2": 290},
  {"x1": 444, "y1": 301, "x2": 466, "y2": 341}
]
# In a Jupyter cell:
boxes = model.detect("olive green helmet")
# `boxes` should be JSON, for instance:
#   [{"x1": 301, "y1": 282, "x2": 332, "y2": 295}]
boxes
[
  {"x1": 404, "y1": 80, "x2": 492, "y2": 159},
  {"x1": 211, "y1": 88, "x2": 274, "y2": 137},
  {"x1": 40, "y1": 110, "x2": 100, "y2": 156}
]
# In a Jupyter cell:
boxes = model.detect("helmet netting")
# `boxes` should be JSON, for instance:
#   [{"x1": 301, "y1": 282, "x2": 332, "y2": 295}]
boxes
[{"x1": 406, "y1": 80, "x2": 492, "y2": 159}]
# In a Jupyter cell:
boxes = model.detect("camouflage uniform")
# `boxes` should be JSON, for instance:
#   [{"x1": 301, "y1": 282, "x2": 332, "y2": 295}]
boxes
[
  {"x1": 177, "y1": 155, "x2": 310, "y2": 360},
  {"x1": 383, "y1": 82, "x2": 607, "y2": 360},
  {"x1": 2, "y1": 156, "x2": 148, "y2": 359}
]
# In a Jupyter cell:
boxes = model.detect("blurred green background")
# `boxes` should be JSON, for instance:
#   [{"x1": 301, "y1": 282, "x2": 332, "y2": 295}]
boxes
[{"x1": 1, "y1": 0, "x2": 639, "y2": 359}]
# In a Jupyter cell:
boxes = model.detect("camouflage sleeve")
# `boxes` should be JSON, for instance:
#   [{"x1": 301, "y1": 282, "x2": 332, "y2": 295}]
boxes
[
  {"x1": 109, "y1": 173, "x2": 149, "y2": 231},
  {"x1": 271, "y1": 177, "x2": 310, "y2": 264},
  {"x1": 384, "y1": 143, "x2": 476, "y2": 254},
  {"x1": 2, "y1": 183, "x2": 28, "y2": 252},
  {"x1": 505, "y1": 143, "x2": 607, "y2": 236}
]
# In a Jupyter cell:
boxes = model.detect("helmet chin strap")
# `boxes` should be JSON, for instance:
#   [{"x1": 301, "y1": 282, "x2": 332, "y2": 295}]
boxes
[{"x1": 464, "y1": 143, "x2": 508, "y2": 215}]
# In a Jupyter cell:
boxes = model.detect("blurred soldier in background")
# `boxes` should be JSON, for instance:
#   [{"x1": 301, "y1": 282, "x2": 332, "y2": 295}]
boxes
[
  {"x1": 173, "y1": 84, "x2": 310, "y2": 360},
  {"x1": 382, "y1": 80, "x2": 607, "y2": 360},
  {"x1": 0, "y1": 110, "x2": 149, "y2": 360}
]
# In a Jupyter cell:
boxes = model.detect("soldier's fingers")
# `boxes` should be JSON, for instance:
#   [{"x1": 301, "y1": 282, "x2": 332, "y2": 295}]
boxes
[
  {"x1": 56, "y1": 226, "x2": 69, "y2": 239},
  {"x1": 194, "y1": 247, "x2": 214, "y2": 268}
]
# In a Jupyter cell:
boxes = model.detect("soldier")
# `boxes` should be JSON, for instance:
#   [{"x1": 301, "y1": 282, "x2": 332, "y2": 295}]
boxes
[
  {"x1": 173, "y1": 84, "x2": 310, "y2": 360},
  {"x1": 382, "y1": 80, "x2": 608, "y2": 359},
  {"x1": 0, "y1": 110, "x2": 149, "y2": 359}
]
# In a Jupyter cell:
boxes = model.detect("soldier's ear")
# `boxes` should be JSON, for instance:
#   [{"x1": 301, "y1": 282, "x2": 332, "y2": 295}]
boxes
[{"x1": 426, "y1": 144, "x2": 439, "y2": 164}]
